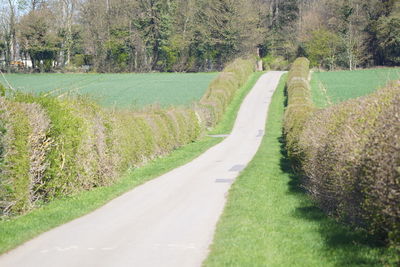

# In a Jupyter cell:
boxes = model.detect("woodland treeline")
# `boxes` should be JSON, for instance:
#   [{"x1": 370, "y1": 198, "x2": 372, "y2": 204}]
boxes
[{"x1": 0, "y1": 0, "x2": 399, "y2": 72}]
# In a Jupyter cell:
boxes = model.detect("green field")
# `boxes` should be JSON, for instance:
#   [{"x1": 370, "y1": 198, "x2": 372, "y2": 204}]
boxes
[
  {"x1": 311, "y1": 68, "x2": 400, "y2": 107},
  {"x1": 0, "y1": 73, "x2": 218, "y2": 108}
]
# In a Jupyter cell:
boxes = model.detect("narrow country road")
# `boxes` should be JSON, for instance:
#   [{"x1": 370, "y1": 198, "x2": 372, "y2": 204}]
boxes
[{"x1": 0, "y1": 71, "x2": 284, "y2": 267}]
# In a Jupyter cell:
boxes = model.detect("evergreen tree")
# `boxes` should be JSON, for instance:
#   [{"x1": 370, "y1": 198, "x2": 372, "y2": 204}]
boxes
[{"x1": 264, "y1": 0, "x2": 300, "y2": 60}]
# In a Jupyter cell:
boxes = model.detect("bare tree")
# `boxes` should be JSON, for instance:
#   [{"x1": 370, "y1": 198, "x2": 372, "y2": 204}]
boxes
[
  {"x1": 52, "y1": 0, "x2": 78, "y2": 66},
  {"x1": 0, "y1": 0, "x2": 19, "y2": 69}
]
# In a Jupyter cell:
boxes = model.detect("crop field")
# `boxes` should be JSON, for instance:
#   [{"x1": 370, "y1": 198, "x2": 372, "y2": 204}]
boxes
[
  {"x1": 0, "y1": 72, "x2": 218, "y2": 108},
  {"x1": 311, "y1": 68, "x2": 400, "y2": 107}
]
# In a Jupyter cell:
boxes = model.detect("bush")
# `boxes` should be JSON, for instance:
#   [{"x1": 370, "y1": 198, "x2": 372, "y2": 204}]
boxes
[
  {"x1": 262, "y1": 55, "x2": 290, "y2": 71},
  {"x1": 0, "y1": 98, "x2": 52, "y2": 216},
  {"x1": 72, "y1": 54, "x2": 85, "y2": 67},
  {"x1": 14, "y1": 94, "x2": 92, "y2": 199},
  {"x1": 300, "y1": 86, "x2": 398, "y2": 221},
  {"x1": 360, "y1": 89, "x2": 400, "y2": 251},
  {"x1": 283, "y1": 57, "x2": 315, "y2": 166},
  {"x1": 0, "y1": 83, "x2": 6, "y2": 97},
  {"x1": 0, "y1": 99, "x2": 31, "y2": 215},
  {"x1": 199, "y1": 58, "x2": 254, "y2": 128}
]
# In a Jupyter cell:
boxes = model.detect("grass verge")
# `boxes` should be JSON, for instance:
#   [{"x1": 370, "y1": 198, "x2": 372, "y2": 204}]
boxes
[
  {"x1": 0, "y1": 71, "x2": 263, "y2": 254},
  {"x1": 204, "y1": 74, "x2": 393, "y2": 267}
]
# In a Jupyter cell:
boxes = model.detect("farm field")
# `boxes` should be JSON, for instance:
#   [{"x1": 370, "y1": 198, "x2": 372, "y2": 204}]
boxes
[
  {"x1": 311, "y1": 68, "x2": 400, "y2": 107},
  {"x1": 0, "y1": 72, "x2": 218, "y2": 108}
]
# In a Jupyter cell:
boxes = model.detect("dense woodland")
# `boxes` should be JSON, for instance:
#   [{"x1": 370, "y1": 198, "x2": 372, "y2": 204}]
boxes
[{"x1": 0, "y1": 0, "x2": 399, "y2": 72}]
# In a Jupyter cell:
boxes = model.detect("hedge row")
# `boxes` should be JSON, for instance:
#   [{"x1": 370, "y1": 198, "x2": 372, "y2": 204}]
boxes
[
  {"x1": 283, "y1": 57, "x2": 315, "y2": 167},
  {"x1": 284, "y1": 58, "x2": 400, "y2": 255},
  {"x1": 199, "y1": 58, "x2": 254, "y2": 128},
  {"x1": 0, "y1": 58, "x2": 254, "y2": 217}
]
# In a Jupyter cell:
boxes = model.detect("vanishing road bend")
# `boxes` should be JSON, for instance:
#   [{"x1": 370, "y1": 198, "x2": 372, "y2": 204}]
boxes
[{"x1": 0, "y1": 71, "x2": 284, "y2": 267}]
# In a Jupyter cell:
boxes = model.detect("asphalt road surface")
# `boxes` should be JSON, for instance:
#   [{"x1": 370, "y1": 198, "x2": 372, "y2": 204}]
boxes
[{"x1": 0, "y1": 71, "x2": 284, "y2": 267}]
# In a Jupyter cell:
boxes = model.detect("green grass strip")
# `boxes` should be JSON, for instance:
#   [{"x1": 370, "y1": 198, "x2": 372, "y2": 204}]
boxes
[
  {"x1": 0, "y1": 71, "x2": 263, "y2": 254},
  {"x1": 204, "y1": 74, "x2": 393, "y2": 267}
]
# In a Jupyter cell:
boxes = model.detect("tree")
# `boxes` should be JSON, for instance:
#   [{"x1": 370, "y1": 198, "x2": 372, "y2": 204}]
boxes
[
  {"x1": 379, "y1": 21, "x2": 400, "y2": 65},
  {"x1": 80, "y1": 0, "x2": 110, "y2": 71},
  {"x1": 306, "y1": 28, "x2": 340, "y2": 69},
  {"x1": 18, "y1": 7, "x2": 60, "y2": 71},
  {"x1": 326, "y1": 0, "x2": 369, "y2": 70},
  {"x1": 0, "y1": 0, "x2": 20, "y2": 70},
  {"x1": 376, "y1": 12, "x2": 400, "y2": 65},
  {"x1": 1, "y1": 0, "x2": 397, "y2": 73},
  {"x1": 134, "y1": 0, "x2": 177, "y2": 71},
  {"x1": 166, "y1": 0, "x2": 196, "y2": 71},
  {"x1": 53, "y1": 0, "x2": 78, "y2": 66},
  {"x1": 194, "y1": 0, "x2": 261, "y2": 69}
]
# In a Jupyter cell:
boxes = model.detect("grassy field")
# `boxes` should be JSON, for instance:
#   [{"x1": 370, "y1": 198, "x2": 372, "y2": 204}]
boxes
[
  {"x1": 204, "y1": 74, "x2": 394, "y2": 267},
  {"x1": 0, "y1": 71, "x2": 262, "y2": 255},
  {"x1": 0, "y1": 72, "x2": 218, "y2": 108},
  {"x1": 311, "y1": 68, "x2": 400, "y2": 107}
]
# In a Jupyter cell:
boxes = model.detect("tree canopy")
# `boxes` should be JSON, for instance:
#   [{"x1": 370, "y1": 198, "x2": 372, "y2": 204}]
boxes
[{"x1": 0, "y1": 0, "x2": 398, "y2": 72}]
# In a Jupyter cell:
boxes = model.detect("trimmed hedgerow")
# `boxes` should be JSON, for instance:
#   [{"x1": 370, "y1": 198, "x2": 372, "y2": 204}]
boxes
[
  {"x1": 24, "y1": 103, "x2": 52, "y2": 206},
  {"x1": 14, "y1": 94, "x2": 90, "y2": 199},
  {"x1": 359, "y1": 88, "x2": 400, "y2": 256},
  {"x1": 0, "y1": 100, "x2": 31, "y2": 215},
  {"x1": 300, "y1": 82, "x2": 400, "y2": 262},
  {"x1": 284, "y1": 57, "x2": 400, "y2": 261},
  {"x1": 0, "y1": 57, "x2": 255, "y2": 217},
  {"x1": 283, "y1": 57, "x2": 315, "y2": 167},
  {"x1": 300, "y1": 85, "x2": 398, "y2": 219},
  {"x1": 199, "y1": 58, "x2": 254, "y2": 128},
  {"x1": 0, "y1": 98, "x2": 51, "y2": 215}
]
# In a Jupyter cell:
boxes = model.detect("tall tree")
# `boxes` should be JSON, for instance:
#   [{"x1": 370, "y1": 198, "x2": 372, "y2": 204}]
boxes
[
  {"x1": 375, "y1": 1, "x2": 400, "y2": 65},
  {"x1": 262, "y1": 0, "x2": 300, "y2": 60},
  {"x1": 134, "y1": 0, "x2": 176, "y2": 70},
  {"x1": 1, "y1": 0, "x2": 398, "y2": 72},
  {"x1": 18, "y1": 6, "x2": 60, "y2": 71},
  {"x1": 54, "y1": 0, "x2": 78, "y2": 66},
  {"x1": 0, "y1": 0, "x2": 20, "y2": 70},
  {"x1": 363, "y1": 0, "x2": 400, "y2": 65},
  {"x1": 194, "y1": 0, "x2": 261, "y2": 69}
]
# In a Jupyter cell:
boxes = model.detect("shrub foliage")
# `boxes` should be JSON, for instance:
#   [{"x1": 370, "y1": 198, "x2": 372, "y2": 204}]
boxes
[
  {"x1": 283, "y1": 57, "x2": 315, "y2": 167},
  {"x1": 284, "y1": 58, "x2": 400, "y2": 256},
  {"x1": 0, "y1": 58, "x2": 254, "y2": 217}
]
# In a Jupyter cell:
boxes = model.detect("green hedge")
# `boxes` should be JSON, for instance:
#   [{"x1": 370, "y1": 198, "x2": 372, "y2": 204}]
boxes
[
  {"x1": 283, "y1": 57, "x2": 315, "y2": 167},
  {"x1": 284, "y1": 58, "x2": 400, "y2": 258},
  {"x1": 0, "y1": 58, "x2": 255, "y2": 217},
  {"x1": 0, "y1": 100, "x2": 31, "y2": 215},
  {"x1": 360, "y1": 91, "x2": 400, "y2": 253},
  {"x1": 199, "y1": 58, "x2": 254, "y2": 128},
  {"x1": 262, "y1": 55, "x2": 290, "y2": 71}
]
